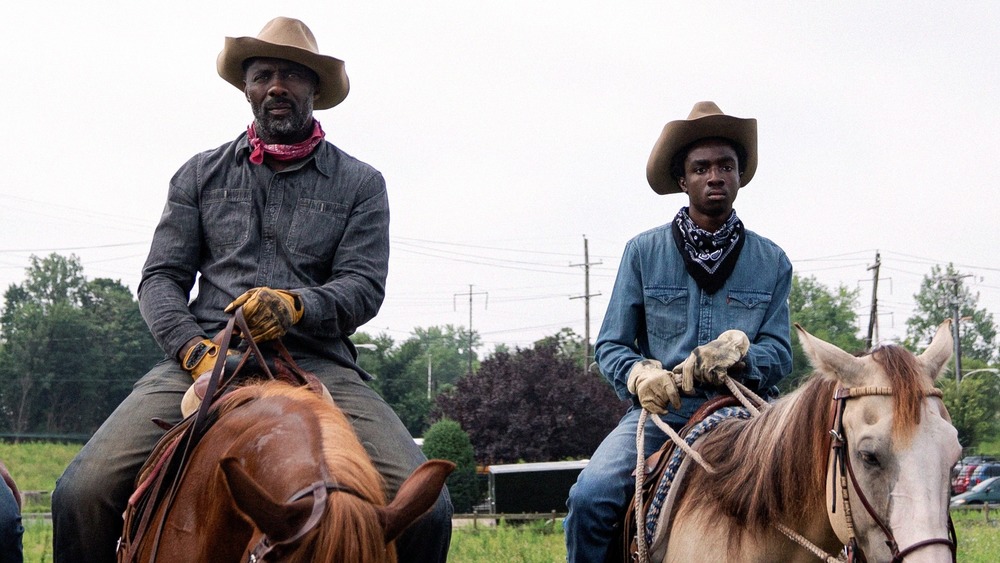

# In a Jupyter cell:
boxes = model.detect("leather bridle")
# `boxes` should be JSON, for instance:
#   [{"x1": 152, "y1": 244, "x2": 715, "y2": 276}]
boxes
[
  {"x1": 828, "y1": 386, "x2": 957, "y2": 563},
  {"x1": 246, "y1": 479, "x2": 365, "y2": 562}
]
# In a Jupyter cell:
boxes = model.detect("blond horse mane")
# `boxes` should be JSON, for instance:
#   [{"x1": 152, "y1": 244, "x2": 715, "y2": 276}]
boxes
[
  {"x1": 681, "y1": 343, "x2": 931, "y2": 551},
  {"x1": 215, "y1": 382, "x2": 395, "y2": 563}
]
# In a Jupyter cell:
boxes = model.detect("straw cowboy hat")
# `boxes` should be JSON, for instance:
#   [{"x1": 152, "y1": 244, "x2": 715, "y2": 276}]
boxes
[
  {"x1": 646, "y1": 101, "x2": 757, "y2": 195},
  {"x1": 217, "y1": 17, "x2": 350, "y2": 110}
]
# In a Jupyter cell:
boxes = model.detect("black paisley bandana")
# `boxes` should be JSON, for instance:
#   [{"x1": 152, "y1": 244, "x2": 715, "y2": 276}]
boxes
[{"x1": 671, "y1": 207, "x2": 745, "y2": 294}]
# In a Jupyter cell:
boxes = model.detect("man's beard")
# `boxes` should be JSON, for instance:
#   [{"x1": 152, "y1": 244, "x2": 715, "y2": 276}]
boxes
[{"x1": 251, "y1": 96, "x2": 315, "y2": 142}]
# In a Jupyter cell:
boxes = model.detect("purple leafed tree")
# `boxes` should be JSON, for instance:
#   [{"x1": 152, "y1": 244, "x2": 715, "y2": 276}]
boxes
[{"x1": 433, "y1": 342, "x2": 628, "y2": 464}]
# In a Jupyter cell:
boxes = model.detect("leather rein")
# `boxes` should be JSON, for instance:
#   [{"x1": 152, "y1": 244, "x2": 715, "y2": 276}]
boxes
[
  {"x1": 122, "y1": 310, "x2": 356, "y2": 563},
  {"x1": 828, "y1": 386, "x2": 957, "y2": 563}
]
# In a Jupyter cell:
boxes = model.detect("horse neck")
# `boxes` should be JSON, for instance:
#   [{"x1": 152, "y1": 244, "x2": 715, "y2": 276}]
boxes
[{"x1": 687, "y1": 377, "x2": 839, "y2": 532}]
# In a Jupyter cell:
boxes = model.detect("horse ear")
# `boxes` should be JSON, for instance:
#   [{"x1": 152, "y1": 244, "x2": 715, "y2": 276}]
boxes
[
  {"x1": 220, "y1": 457, "x2": 315, "y2": 542},
  {"x1": 794, "y1": 323, "x2": 865, "y2": 387},
  {"x1": 918, "y1": 319, "x2": 954, "y2": 381},
  {"x1": 377, "y1": 459, "x2": 455, "y2": 543}
]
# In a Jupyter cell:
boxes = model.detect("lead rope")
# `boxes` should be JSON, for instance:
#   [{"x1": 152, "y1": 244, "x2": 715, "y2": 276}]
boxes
[
  {"x1": 634, "y1": 409, "x2": 650, "y2": 563},
  {"x1": 774, "y1": 523, "x2": 845, "y2": 563}
]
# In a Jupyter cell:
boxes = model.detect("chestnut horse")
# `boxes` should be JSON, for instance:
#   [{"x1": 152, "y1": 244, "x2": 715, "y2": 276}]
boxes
[
  {"x1": 641, "y1": 321, "x2": 960, "y2": 562},
  {"x1": 123, "y1": 381, "x2": 452, "y2": 562}
]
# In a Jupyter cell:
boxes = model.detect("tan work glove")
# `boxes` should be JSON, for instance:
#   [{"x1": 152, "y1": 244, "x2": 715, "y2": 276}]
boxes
[
  {"x1": 225, "y1": 287, "x2": 303, "y2": 342},
  {"x1": 627, "y1": 359, "x2": 686, "y2": 414},
  {"x1": 181, "y1": 338, "x2": 221, "y2": 379},
  {"x1": 673, "y1": 329, "x2": 750, "y2": 390},
  {"x1": 180, "y1": 337, "x2": 240, "y2": 380}
]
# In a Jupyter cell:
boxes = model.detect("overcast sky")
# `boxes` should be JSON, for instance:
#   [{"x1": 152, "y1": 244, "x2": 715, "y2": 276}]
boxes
[{"x1": 1, "y1": 1, "x2": 997, "y2": 354}]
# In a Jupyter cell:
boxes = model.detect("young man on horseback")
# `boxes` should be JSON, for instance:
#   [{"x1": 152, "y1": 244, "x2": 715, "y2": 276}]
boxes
[
  {"x1": 52, "y1": 17, "x2": 452, "y2": 563},
  {"x1": 564, "y1": 101, "x2": 793, "y2": 562}
]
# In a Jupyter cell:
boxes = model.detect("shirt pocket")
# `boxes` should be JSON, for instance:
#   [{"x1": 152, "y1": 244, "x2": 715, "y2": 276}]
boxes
[
  {"x1": 644, "y1": 286, "x2": 688, "y2": 340},
  {"x1": 287, "y1": 198, "x2": 349, "y2": 260},
  {"x1": 201, "y1": 188, "x2": 251, "y2": 248},
  {"x1": 725, "y1": 289, "x2": 772, "y2": 335}
]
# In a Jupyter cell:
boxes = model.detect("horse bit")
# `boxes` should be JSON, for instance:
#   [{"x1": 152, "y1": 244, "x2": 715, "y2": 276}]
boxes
[{"x1": 828, "y1": 386, "x2": 957, "y2": 563}]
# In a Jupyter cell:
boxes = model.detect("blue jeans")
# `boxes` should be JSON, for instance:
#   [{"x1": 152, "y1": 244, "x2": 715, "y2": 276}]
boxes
[
  {"x1": 564, "y1": 406, "x2": 677, "y2": 563},
  {"x1": 52, "y1": 358, "x2": 452, "y2": 563},
  {"x1": 0, "y1": 478, "x2": 22, "y2": 563}
]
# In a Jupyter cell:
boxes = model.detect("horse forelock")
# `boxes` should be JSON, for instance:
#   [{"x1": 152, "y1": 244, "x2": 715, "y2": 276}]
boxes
[
  {"x1": 868, "y1": 344, "x2": 927, "y2": 444},
  {"x1": 684, "y1": 375, "x2": 839, "y2": 546}
]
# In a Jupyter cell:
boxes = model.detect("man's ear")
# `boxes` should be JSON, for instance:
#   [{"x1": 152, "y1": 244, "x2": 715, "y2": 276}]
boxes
[{"x1": 677, "y1": 178, "x2": 687, "y2": 192}]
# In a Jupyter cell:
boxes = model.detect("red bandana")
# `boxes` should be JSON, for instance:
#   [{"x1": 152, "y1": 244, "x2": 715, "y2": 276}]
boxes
[{"x1": 247, "y1": 120, "x2": 325, "y2": 165}]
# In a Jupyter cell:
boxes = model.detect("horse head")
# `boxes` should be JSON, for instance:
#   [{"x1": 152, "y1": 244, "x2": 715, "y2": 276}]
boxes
[
  {"x1": 797, "y1": 320, "x2": 961, "y2": 562},
  {"x1": 220, "y1": 456, "x2": 454, "y2": 561}
]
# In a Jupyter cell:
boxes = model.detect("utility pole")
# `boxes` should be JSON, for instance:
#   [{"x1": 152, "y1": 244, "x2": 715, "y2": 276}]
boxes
[
  {"x1": 864, "y1": 251, "x2": 881, "y2": 351},
  {"x1": 427, "y1": 354, "x2": 433, "y2": 401},
  {"x1": 571, "y1": 235, "x2": 602, "y2": 375},
  {"x1": 939, "y1": 273, "x2": 972, "y2": 383},
  {"x1": 454, "y1": 285, "x2": 487, "y2": 375}
]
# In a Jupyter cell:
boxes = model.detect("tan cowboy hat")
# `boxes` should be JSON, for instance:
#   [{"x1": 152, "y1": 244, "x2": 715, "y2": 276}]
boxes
[
  {"x1": 646, "y1": 101, "x2": 757, "y2": 195},
  {"x1": 217, "y1": 17, "x2": 350, "y2": 110}
]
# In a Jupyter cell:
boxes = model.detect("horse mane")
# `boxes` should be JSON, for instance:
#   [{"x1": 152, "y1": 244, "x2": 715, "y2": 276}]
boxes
[
  {"x1": 217, "y1": 382, "x2": 395, "y2": 563},
  {"x1": 682, "y1": 343, "x2": 931, "y2": 552},
  {"x1": 685, "y1": 376, "x2": 838, "y2": 539}
]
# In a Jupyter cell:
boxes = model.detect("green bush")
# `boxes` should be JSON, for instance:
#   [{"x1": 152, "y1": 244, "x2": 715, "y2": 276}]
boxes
[{"x1": 422, "y1": 419, "x2": 478, "y2": 513}]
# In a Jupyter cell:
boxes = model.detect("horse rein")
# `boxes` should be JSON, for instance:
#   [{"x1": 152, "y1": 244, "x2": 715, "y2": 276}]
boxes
[
  {"x1": 247, "y1": 479, "x2": 366, "y2": 562},
  {"x1": 828, "y1": 386, "x2": 957, "y2": 563},
  {"x1": 124, "y1": 310, "x2": 331, "y2": 563}
]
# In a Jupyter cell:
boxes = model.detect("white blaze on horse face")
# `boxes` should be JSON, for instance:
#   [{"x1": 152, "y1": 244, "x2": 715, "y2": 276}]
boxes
[{"x1": 887, "y1": 399, "x2": 961, "y2": 563}]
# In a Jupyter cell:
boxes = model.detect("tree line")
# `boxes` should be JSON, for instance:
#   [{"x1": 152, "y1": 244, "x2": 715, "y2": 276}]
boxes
[{"x1": 1, "y1": 254, "x2": 997, "y2": 460}]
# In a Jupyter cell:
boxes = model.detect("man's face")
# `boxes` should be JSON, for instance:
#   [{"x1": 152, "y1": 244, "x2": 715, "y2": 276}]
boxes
[
  {"x1": 244, "y1": 58, "x2": 319, "y2": 143},
  {"x1": 678, "y1": 139, "x2": 741, "y2": 227}
]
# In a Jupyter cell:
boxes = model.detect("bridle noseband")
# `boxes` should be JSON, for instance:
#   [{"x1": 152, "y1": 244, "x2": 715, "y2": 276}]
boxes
[{"x1": 829, "y1": 386, "x2": 957, "y2": 563}]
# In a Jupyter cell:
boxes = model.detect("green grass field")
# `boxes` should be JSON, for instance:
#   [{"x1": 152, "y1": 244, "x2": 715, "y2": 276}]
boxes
[{"x1": 5, "y1": 442, "x2": 1000, "y2": 562}]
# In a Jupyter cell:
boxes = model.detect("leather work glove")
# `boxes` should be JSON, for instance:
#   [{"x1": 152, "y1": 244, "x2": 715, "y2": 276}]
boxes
[
  {"x1": 180, "y1": 338, "x2": 237, "y2": 380},
  {"x1": 224, "y1": 287, "x2": 303, "y2": 342},
  {"x1": 627, "y1": 359, "x2": 684, "y2": 414},
  {"x1": 673, "y1": 329, "x2": 750, "y2": 390}
]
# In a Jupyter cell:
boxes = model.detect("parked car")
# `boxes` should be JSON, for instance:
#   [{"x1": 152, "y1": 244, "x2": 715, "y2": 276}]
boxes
[
  {"x1": 952, "y1": 463, "x2": 980, "y2": 495},
  {"x1": 969, "y1": 463, "x2": 1000, "y2": 488},
  {"x1": 951, "y1": 476, "x2": 1000, "y2": 507}
]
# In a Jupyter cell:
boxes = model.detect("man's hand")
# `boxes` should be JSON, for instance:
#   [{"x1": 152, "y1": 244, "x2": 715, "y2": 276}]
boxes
[
  {"x1": 627, "y1": 359, "x2": 684, "y2": 414},
  {"x1": 225, "y1": 287, "x2": 303, "y2": 342},
  {"x1": 673, "y1": 329, "x2": 750, "y2": 389}
]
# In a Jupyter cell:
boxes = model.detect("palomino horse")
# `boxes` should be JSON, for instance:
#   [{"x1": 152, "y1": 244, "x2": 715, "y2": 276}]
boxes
[
  {"x1": 640, "y1": 321, "x2": 960, "y2": 562},
  {"x1": 121, "y1": 381, "x2": 453, "y2": 562}
]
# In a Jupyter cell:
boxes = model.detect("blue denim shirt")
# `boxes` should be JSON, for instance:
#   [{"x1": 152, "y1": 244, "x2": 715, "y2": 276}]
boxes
[
  {"x1": 138, "y1": 132, "x2": 389, "y2": 376},
  {"x1": 595, "y1": 220, "x2": 792, "y2": 424}
]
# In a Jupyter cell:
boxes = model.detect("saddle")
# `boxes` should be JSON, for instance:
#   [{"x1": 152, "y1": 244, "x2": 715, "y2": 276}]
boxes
[
  {"x1": 617, "y1": 395, "x2": 741, "y2": 563},
  {"x1": 118, "y1": 314, "x2": 326, "y2": 563}
]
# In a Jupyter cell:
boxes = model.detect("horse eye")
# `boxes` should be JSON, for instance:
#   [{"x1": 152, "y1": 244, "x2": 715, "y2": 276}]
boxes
[{"x1": 859, "y1": 450, "x2": 881, "y2": 469}]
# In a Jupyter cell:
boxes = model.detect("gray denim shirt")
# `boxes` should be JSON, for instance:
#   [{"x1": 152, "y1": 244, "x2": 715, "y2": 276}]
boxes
[
  {"x1": 138, "y1": 133, "x2": 389, "y2": 376},
  {"x1": 595, "y1": 219, "x2": 793, "y2": 424}
]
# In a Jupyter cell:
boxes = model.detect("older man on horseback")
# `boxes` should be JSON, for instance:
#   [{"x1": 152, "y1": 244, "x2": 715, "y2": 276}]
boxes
[
  {"x1": 564, "y1": 102, "x2": 793, "y2": 562},
  {"x1": 52, "y1": 17, "x2": 452, "y2": 563}
]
